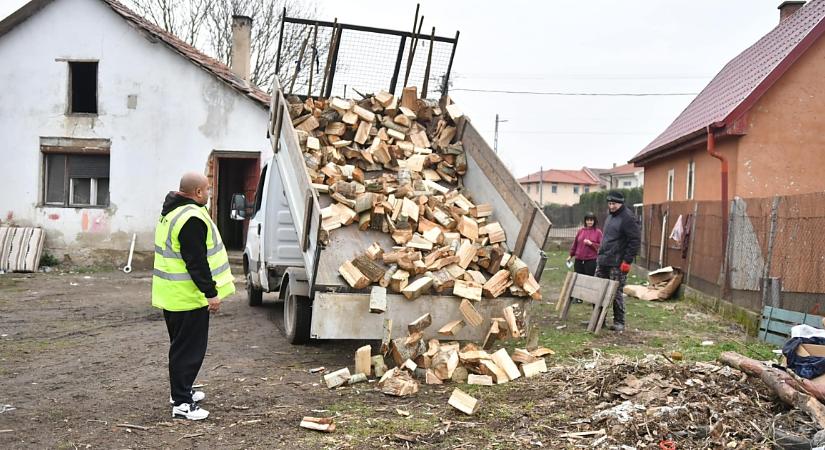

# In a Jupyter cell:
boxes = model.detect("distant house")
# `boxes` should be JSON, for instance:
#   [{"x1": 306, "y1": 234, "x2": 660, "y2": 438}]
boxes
[
  {"x1": 601, "y1": 163, "x2": 644, "y2": 190},
  {"x1": 630, "y1": 1, "x2": 825, "y2": 205},
  {"x1": 0, "y1": 0, "x2": 272, "y2": 264},
  {"x1": 517, "y1": 168, "x2": 603, "y2": 206}
]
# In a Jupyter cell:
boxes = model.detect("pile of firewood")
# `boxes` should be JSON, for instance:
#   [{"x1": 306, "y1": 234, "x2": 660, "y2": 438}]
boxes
[
  {"x1": 288, "y1": 86, "x2": 541, "y2": 301},
  {"x1": 321, "y1": 310, "x2": 554, "y2": 415}
]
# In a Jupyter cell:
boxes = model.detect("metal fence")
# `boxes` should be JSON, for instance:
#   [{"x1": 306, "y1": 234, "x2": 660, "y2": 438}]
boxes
[
  {"x1": 637, "y1": 192, "x2": 825, "y2": 314},
  {"x1": 276, "y1": 13, "x2": 459, "y2": 99}
]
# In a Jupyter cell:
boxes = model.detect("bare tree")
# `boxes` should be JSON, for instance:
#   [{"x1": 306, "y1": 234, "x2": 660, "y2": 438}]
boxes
[{"x1": 125, "y1": 0, "x2": 319, "y2": 92}]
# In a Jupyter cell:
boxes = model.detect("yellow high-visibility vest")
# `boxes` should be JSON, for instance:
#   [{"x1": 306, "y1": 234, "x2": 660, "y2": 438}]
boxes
[{"x1": 151, "y1": 204, "x2": 235, "y2": 311}]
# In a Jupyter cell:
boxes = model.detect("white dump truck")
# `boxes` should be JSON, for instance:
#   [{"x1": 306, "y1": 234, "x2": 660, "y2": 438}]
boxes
[{"x1": 231, "y1": 76, "x2": 551, "y2": 345}]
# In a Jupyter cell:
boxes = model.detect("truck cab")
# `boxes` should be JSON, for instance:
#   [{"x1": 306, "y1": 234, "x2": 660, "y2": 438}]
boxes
[{"x1": 232, "y1": 157, "x2": 304, "y2": 306}]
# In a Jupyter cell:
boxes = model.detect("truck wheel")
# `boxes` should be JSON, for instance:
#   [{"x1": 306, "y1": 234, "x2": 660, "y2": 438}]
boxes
[
  {"x1": 283, "y1": 282, "x2": 311, "y2": 344},
  {"x1": 246, "y1": 270, "x2": 263, "y2": 306}
]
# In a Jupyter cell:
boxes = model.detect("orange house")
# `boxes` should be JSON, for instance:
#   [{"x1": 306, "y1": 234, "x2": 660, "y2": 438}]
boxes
[{"x1": 630, "y1": 1, "x2": 825, "y2": 205}]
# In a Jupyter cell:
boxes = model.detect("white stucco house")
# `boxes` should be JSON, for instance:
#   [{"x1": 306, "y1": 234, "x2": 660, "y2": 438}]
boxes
[{"x1": 0, "y1": 0, "x2": 272, "y2": 265}]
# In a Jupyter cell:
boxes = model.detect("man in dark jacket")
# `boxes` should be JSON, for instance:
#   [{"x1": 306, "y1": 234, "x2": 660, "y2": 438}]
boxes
[
  {"x1": 152, "y1": 172, "x2": 234, "y2": 420},
  {"x1": 595, "y1": 190, "x2": 641, "y2": 332}
]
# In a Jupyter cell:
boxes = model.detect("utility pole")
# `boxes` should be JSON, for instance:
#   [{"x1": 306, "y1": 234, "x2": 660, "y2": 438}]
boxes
[
  {"x1": 494, "y1": 114, "x2": 508, "y2": 153},
  {"x1": 539, "y1": 166, "x2": 544, "y2": 205}
]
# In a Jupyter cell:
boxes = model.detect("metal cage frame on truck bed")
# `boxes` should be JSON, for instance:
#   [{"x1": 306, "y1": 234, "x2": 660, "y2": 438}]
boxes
[{"x1": 275, "y1": 8, "x2": 459, "y2": 99}]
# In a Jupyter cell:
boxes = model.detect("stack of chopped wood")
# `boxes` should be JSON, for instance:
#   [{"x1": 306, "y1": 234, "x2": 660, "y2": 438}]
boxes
[
  {"x1": 319, "y1": 307, "x2": 554, "y2": 415},
  {"x1": 289, "y1": 87, "x2": 541, "y2": 301}
]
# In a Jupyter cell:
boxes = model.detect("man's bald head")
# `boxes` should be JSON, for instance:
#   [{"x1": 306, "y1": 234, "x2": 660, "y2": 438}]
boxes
[
  {"x1": 180, "y1": 172, "x2": 208, "y2": 194},
  {"x1": 178, "y1": 172, "x2": 210, "y2": 206}
]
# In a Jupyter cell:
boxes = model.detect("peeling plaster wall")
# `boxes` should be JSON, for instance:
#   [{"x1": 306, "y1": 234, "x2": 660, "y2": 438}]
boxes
[{"x1": 0, "y1": 0, "x2": 271, "y2": 264}]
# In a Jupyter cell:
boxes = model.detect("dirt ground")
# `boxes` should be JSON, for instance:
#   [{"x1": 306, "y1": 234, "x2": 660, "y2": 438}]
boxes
[{"x1": 0, "y1": 269, "x2": 814, "y2": 449}]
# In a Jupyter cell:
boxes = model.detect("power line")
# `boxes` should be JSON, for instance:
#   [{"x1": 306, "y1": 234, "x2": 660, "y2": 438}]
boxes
[
  {"x1": 451, "y1": 87, "x2": 698, "y2": 96},
  {"x1": 479, "y1": 130, "x2": 655, "y2": 136},
  {"x1": 453, "y1": 73, "x2": 711, "y2": 81}
]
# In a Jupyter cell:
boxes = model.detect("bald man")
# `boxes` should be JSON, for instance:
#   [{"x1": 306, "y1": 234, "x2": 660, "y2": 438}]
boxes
[{"x1": 152, "y1": 172, "x2": 235, "y2": 420}]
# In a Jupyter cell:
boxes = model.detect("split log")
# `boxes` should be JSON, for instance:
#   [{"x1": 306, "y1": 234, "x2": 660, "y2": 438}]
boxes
[
  {"x1": 352, "y1": 255, "x2": 386, "y2": 283},
  {"x1": 467, "y1": 374, "x2": 493, "y2": 386},
  {"x1": 431, "y1": 349, "x2": 459, "y2": 380},
  {"x1": 438, "y1": 319, "x2": 464, "y2": 336},
  {"x1": 483, "y1": 270, "x2": 512, "y2": 298},
  {"x1": 523, "y1": 272, "x2": 542, "y2": 300},
  {"x1": 718, "y1": 351, "x2": 825, "y2": 429},
  {"x1": 339, "y1": 261, "x2": 370, "y2": 289},
  {"x1": 457, "y1": 216, "x2": 479, "y2": 241},
  {"x1": 365, "y1": 242, "x2": 383, "y2": 260},
  {"x1": 483, "y1": 222, "x2": 505, "y2": 244},
  {"x1": 521, "y1": 358, "x2": 547, "y2": 378},
  {"x1": 511, "y1": 348, "x2": 539, "y2": 365},
  {"x1": 371, "y1": 355, "x2": 388, "y2": 377},
  {"x1": 402, "y1": 276, "x2": 433, "y2": 300},
  {"x1": 508, "y1": 256, "x2": 529, "y2": 287},
  {"x1": 408, "y1": 313, "x2": 433, "y2": 334},
  {"x1": 425, "y1": 369, "x2": 443, "y2": 384},
  {"x1": 389, "y1": 269, "x2": 410, "y2": 293},
  {"x1": 380, "y1": 264, "x2": 398, "y2": 288},
  {"x1": 323, "y1": 368, "x2": 351, "y2": 389},
  {"x1": 300, "y1": 416, "x2": 336, "y2": 433},
  {"x1": 459, "y1": 299, "x2": 484, "y2": 327},
  {"x1": 453, "y1": 280, "x2": 483, "y2": 302},
  {"x1": 479, "y1": 359, "x2": 509, "y2": 384},
  {"x1": 355, "y1": 345, "x2": 371, "y2": 376},
  {"x1": 491, "y1": 348, "x2": 521, "y2": 381},
  {"x1": 369, "y1": 286, "x2": 387, "y2": 314},
  {"x1": 503, "y1": 306, "x2": 520, "y2": 338},
  {"x1": 448, "y1": 388, "x2": 479, "y2": 415},
  {"x1": 380, "y1": 369, "x2": 419, "y2": 397},
  {"x1": 470, "y1": 204, "x2": 492, "y2": 218},
  {"x1": 456, "y1": 240, "x2": 476, "y2": 269}
]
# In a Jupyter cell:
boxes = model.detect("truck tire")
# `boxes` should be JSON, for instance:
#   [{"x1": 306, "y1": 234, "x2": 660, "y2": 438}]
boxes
[
  {"x1": 283, "y1": 282, "x2": 311, "y2": 344},
  {"x1": 246, "y1": 270, "x2": 263, "y2": 307}
]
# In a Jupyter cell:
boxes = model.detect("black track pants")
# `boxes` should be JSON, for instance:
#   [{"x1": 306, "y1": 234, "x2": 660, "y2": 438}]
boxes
[{"x1": 163, "y1": 306, "x2": 209, "y2": 406}]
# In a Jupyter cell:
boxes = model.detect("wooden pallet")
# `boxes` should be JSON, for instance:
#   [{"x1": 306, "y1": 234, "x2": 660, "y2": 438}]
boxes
[
  {"x1": 556, "y1": 271, "x2": 618, "y2": 334},
  {"x1": 759, "y1": 305, "x2": 824, "y2": 346}
]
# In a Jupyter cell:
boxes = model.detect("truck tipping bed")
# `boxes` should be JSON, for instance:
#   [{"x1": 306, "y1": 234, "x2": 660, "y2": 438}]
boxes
[{"x1": 268, "y1": 79, "x2": 551, "y2": 340}]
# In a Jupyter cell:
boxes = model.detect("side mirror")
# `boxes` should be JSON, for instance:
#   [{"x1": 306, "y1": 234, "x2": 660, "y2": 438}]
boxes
[{"x1": 230, "y1": 193, "x2": 247, "y2": 220}]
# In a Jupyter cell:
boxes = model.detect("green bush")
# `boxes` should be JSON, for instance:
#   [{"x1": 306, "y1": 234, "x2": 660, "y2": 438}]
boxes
[
  {"x1": 39, "y1": 251, "x2": 60, "y2": 267},
  {"x1": 544, "y1": 187, "x2": 643, "y2": 228}
]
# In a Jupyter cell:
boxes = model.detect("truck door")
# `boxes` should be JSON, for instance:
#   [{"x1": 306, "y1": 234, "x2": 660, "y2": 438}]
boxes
[{"x1": 246, "y1": 164, "x2": 269, "y2": 290}]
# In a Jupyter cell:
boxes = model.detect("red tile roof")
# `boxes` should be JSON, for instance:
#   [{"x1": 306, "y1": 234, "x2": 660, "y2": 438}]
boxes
[
  {"x1": 518, "y1": 168, "x2": 601, "y2": 185},
  {"x1": 0, "y1": 0, "x2": 270, "y2": 108},
  {"x1": 603, "y1": 163, "x2": 641, "y2": 176},
  {"x1": 631, "y1": 0, "x2": 825, "y2": 163}
]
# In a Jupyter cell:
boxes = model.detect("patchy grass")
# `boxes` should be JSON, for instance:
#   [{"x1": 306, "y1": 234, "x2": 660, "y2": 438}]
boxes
[
  {"x1": 325, "y1": 398, "x2": 439, "y2": 440},
  {"x1": 534, "y1": 251, "x2": 777, "y2": 364}
]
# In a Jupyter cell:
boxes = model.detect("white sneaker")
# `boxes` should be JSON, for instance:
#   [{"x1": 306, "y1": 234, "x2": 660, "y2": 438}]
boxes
[
  {"x1": 169, "y1": 390, "x2": 205, "y2": 404},
  {"x1": 172, "y1": 403, "x2": 209, "y2": 420}
]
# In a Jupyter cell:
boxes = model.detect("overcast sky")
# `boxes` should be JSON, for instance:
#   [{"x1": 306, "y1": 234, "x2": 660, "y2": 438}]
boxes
[{"x1": 1, "y1": 0, "x2": 786, "y2": 176}]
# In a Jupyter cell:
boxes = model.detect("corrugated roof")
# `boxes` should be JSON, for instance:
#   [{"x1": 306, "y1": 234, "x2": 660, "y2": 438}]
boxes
[
  {"x1": 517, "y1": 168, "x2": 601, "y2": 185},
  {"x1": 631, "y1": 0, "x2": 825, "y2": 163},
  {"x1": 0, "y1": 0, "x2": 270, "y2": 108}
]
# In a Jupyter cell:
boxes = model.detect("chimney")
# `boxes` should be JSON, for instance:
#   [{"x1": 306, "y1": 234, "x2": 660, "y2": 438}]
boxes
[
  {"x1": 778, "y1": 1, "x2": 805, "y2": 22},
  {"x1": 231, "y1": 15, "x2": 252, "y2": 81}
]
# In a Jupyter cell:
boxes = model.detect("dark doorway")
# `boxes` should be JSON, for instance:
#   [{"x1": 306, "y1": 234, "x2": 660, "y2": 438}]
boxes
[{"x1": 214, "y1": 156, "x2": 259, "y2": 250}]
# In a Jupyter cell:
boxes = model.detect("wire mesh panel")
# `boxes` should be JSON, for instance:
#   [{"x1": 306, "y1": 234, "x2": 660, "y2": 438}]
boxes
[
  {"x1": 277, "y1": 16, "x2": 458, "y2": 99},
  {"x1": 690, "y1": 201, "x2": 725, "y2": 288},
  {"x1": 771, "y1": 192, "x2": 825, "y2": 293}
]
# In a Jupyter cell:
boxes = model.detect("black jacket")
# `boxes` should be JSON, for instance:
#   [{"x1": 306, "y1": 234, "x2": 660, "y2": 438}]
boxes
[
  {"x1": 161, "y1": 192, "x2": 218, "y2": 298},
  {"x1": 596, "y1": 204, "x2": 641, "y2": 268}
]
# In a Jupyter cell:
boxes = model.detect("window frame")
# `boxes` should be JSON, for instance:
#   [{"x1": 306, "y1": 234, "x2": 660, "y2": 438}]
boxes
[
  {"x1": 65, "y1": 60, "x2": 99, "y2": 116},
  {"x1": 551, "y1": 184, "x2": 558, "y2": 194},
  {"x1": 40, "y1": 137, "x2": 111, "y2": 208},
  {"x1": 666, "y1": 169, "x2": 675, "y2": 201},
  {"x1": 573, "y1": 185, "x2": 580, "y2": 194}
]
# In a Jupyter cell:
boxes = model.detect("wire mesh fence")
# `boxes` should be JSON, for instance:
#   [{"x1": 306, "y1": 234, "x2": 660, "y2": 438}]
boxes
[
  {"x1": 639, "y1": 192, "x2": 825, "y2": 314},
  {"x1": 278, "y1": 17, "x2": 457, "y2": 99}
]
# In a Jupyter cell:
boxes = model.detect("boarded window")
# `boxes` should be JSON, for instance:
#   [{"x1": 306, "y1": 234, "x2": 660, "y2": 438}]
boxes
[
  {"x1": 44, "y1": 153, "x2": 109, "y2": 207},
  {"x1": 69, "y1": 62, "x2": 98, "y2": 114}
]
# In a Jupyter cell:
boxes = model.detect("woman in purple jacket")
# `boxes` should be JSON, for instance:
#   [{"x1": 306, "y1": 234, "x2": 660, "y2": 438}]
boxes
[{"x1": 567, "y1": 212, "x2": 602, "y2": 277}]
